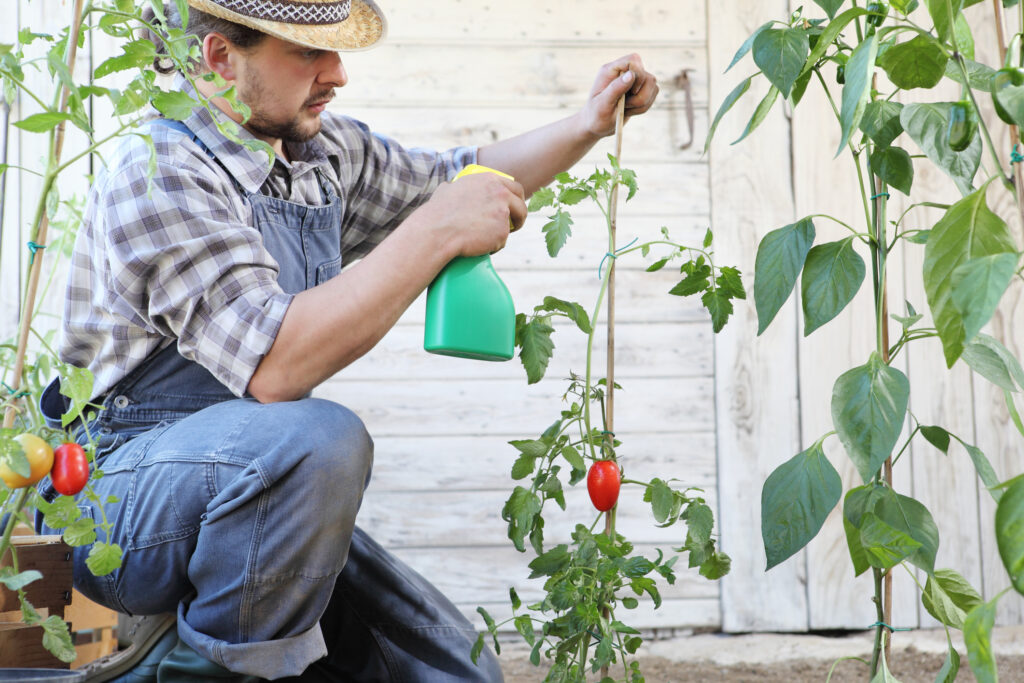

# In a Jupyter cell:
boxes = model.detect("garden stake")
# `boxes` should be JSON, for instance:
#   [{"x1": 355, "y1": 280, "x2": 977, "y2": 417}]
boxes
[{"x1": 3, "y1": 0, "x2": 85, "y2": 430}]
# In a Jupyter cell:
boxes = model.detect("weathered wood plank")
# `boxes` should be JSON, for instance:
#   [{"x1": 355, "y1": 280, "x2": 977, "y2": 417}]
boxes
[{"x1": 709, "y1": 0, "x2": 808, "y2": 632}]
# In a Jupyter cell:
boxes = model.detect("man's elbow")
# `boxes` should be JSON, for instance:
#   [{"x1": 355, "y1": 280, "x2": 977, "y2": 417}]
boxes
[{"x1": 247, "y1": 366, "x2": 301, "y2": 404}]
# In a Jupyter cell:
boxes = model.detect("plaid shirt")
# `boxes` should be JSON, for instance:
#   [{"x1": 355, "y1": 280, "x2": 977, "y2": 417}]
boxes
[{"x1": 61, "y1": 80, "x2": 476, "y2": 399}]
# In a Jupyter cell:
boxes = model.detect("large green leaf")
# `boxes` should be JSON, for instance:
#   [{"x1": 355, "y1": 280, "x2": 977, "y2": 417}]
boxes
[
  {"x1": 962, "y1": 333, "x2": 1024, "y2": 393},
  {"x1": 753, "y1": 218, "x2": 815, "y2": 335},
  {"x1": 847, "y1": 485, "x2": 939, "y2": 575},
  {"x1": 951, "y1": 253, "x2": 1019, "y2": 344},
  {"x1": 964, "y1": 598, "x2": 999, "y2": 683},
  {"x1": 761, "y1": 441, "x2": 842, "y2": 570},
  {"x1": 836, "y1": 33, "x2": 879, "y2": 157},
  {"x1": 922, "y1": 568, "x2": 984, "y2": 629},
  {"x1": 832, "y1": 353, "x2": 910, "y2": 483},
  {"x1": 814, "y1": 0, "x2": 846, "y2": 18},
  {"x1": 802, "y1": 8, "x2": 870, "y2": 77},
  {"x1": 860, "y1": 100, "x2": 905, "y2": 147},
  {"x1": 901, "y1": 103, "x2": 981, "y2": 195},
  {"x1": 704, "y1": 76, "x2": 752, "y2": 154},
  {"x1": 869, "y1": 146, "x2": 914, "y2": 196},
  {"x1": 752, "y1": 28, "x2": 809, "y2": 97},
  {"x1": 996, "y1": 474, "x2": 1024, "y2": 595},
  {"x1": 944, "y1": 58, "x2": 996, "y2": 92},
  {"x1": 733, "y1": 85, "x2": 780, "y2": 145},
  {"x1": 801, "y1": 237, "x2": 866, "y2": 335},
  {"x1": 727, "y1": 22, "x2": 774, "y2": 72},
  {"x1": 878, "y1": 35, "x2": 948, "y2": 89},
  {"x1": 923, "y1": 186, "x2": 1017, "y2": 367},
  {"x1": 13, "y1": 112, "x2": 72, "y2": 133},
  {"x1": 844, "y1": 485, "x2": 885, "y2": 576},
  {"x1": 925, "y1": 0, "x2": 964, "y2": 44},
  {"x1": 516, "y1": 314, "x2": 555, "y2": 384},
  {"x1": 859, "y1": 512, "x2": 923, "y2": 570}
]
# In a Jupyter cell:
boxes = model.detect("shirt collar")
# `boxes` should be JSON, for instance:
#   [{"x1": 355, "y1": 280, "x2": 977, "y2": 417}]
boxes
[{"x1": 174, "y1": 74, "x2": 329, "y2": 194}]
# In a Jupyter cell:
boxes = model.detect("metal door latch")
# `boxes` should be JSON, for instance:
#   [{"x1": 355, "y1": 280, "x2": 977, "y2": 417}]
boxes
[{"x1": 674, "y1": 69, "x2": 695, "y2": 150}]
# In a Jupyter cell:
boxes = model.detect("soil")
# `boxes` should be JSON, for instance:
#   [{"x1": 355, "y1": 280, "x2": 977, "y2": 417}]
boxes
[{"x1": 496, "y1": 627, "x2": 1024, "y2": 682}]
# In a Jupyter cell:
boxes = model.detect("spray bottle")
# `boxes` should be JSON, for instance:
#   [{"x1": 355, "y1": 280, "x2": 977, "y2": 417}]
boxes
[{"x1": 424, "y1": 164, "x2": 516, "y2": 361}]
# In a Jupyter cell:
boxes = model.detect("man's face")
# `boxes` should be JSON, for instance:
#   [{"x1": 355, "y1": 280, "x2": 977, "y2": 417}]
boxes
[{"x1": 232, "y1": 36, "x2": 347, "y2": 144}]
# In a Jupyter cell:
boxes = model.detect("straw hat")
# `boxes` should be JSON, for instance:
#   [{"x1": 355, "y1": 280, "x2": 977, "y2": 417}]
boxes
[{"x1": 186, "y1": 0, "x2": 386, "y2": 51}]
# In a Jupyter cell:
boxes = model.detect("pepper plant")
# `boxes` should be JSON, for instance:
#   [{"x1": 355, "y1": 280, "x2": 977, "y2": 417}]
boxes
[
  {"x1": 0, "y1": 0, "x2": 269, "y2": 663},
  {"x1": 473, "y1": 158, "x2": 741, "y2": 682},
  {"x1": 708, "y1": 0, "x2": 1024, "y2": 679}
]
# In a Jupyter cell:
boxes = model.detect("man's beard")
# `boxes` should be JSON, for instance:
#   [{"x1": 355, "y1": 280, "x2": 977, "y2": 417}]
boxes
[{"x1": 237, "y1": 78, "x2": 329, "y2": 143}]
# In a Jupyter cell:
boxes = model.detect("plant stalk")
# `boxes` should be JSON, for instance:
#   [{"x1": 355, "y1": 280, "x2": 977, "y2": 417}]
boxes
[{"x1": 3, "y1": 0, "x2": 86, "y2": 430}]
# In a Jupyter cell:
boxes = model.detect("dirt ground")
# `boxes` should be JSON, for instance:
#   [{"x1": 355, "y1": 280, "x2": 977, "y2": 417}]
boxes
[{"x1": 497, "y1": 626, "x2": 1024, "y2": 682}]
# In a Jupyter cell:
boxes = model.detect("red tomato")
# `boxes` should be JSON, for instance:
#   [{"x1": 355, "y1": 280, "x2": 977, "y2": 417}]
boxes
[
  {"x1": 51, "y1": 443, "x2": 89, "y2": 496},
  {"x1": 587, "y1": 460, "x2": 621, "y2": 512}
]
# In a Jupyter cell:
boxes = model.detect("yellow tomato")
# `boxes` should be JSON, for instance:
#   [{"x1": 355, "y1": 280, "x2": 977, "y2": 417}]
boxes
[{"x1": 1, "y1": 434, "x2": 55, "y2": 489}]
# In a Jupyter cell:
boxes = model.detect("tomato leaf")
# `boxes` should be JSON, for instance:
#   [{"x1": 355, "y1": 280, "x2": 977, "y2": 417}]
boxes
[
  {"x1": 0, "y1": 568, "x2": 42, "y2": 592},
  {"x1": 63, "y1": 517, "x2": 98, "y2": 547},
  {"x1": 502, "y1": 486, "x2": 542, "y2": 553},
  {"x1": 85, "y1": 542, "x2": 123, "y2": 576},
  {"x1": 701, "y1": 287, "x2": 735, "y2": 333},
  {"x1": 516, "y1": 314, "x2": 555, "y2": 385},
  {"x1": 542, "y1": 209, "x2": 573, "y2": 257},
  {"x1": 13, "y1": 112, "x2": 72, "y2": 133},
  {"x1": 40, "y1": 614, "x2": 77, "y2": 663},
  {"x1": 537, "y1": 296, "x2": 592, "y2": 335}
]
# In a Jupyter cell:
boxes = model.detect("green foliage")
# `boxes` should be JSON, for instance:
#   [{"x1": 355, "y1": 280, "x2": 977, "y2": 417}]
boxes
[
  {"x1": 801, "y1": 237, "x2": 867, "y2": 335},
  {"x1": 964, "y1": 597, "x2": 999, "y2": 683},
  {"x1": 753, "y1": 218, "x2": 815, "y2": 334},
  {"x1": 995, "y1": 474, "x2": 1024, "y2": 595}
]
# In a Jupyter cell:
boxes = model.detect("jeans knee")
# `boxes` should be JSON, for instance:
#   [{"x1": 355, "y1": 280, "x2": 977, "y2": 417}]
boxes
[{"x1": 289, "y1": 399, "x2": 373, "y2": 492}]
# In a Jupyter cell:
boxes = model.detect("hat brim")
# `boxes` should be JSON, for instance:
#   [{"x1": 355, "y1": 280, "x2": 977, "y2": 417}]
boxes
[{"x1": 186, "y1": 0, "x2": 387, "y2": 52}]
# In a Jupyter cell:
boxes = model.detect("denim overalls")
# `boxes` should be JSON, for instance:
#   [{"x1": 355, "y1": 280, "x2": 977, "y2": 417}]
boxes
[{"x1": 39, "y1": 118, "x2": 502, "y2": 682}]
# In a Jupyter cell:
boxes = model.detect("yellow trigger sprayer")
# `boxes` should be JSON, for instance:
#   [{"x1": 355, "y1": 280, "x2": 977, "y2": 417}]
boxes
[{"x1": 423, "y1": 164, "x2": 516, "y2": 361}]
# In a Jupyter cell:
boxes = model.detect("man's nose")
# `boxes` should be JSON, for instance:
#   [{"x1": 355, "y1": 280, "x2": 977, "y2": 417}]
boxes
[{"x1": 320, "y1": 53, "x2": 347, "y2": 87}]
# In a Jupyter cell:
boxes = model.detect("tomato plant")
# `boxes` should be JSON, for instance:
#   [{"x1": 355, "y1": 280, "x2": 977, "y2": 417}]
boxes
[
  {"x1": 51, "y1": 443, "x2": 89, "y2": 496},
  {"x1": 587, "y1": 460, "x2": 620, "y2": 512},
  {"x1": 473, "y1": 159, "x2": 739, "y2": 681},
  {"x1": 709, "y1": 0, "x2": 1024, "y2": 679}
]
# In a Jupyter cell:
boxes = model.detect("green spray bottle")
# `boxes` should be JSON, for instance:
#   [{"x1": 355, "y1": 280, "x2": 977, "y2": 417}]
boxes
[{"x1": 423, "y1": 164, "x2": 515, "y2": 361}]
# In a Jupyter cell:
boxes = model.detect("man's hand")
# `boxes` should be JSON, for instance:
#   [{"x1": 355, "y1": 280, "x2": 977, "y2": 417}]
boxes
[
  {"x1": 416, "y1": 173, "x2": 528, "y2": 257},
  {"x1": 581, "y1": 54, "x2": 659, "y2": 138}
]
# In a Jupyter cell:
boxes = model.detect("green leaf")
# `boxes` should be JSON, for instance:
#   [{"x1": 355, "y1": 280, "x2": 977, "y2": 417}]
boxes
[
  {"x1": 993, "y1": 82, "x2": 1024, "y2": 127},
  {"x1": 870, "y1": 643, "x2": 900, "y2": 683},
  {"x1": 803, "y1": 8, "x2": 870, "y2": 77},
  {"x1": 752, "y1": 28, "x2": 809, "y2": 98},
  {"x1": 814, "y1": 0, "x2": 846, "y2": 18},
  {"x1": 511, "y1": 454, "x2": 537, "y2": 480},
  {"x1": 901, "y1": 103, "x2": 981, "y2": 195},
  {"x1": 93, "y1": 39, "x2": 156, "y2": 79},
  {"x1": 859, "y1": 511, "x2": 923, "y2": 570},
  {"x1": 728, "y1": 22, "x2": 774, "y2": 71},
  {"x1": 922, "y1": 568, "x2": 983, "y2": 629},
  {"x1": 962, "y1": 333, "x2": 1024, "y2": 393},
  {"x1": 700, "y1": 551, "x2": 732, "y2": 580},
  {"x1": 63, "y1": 517, "x2": 98, "y2": 547},
  {"x1": 923, "y1": 186, "x2": 1016, "y2": 366},
  {"x1": 964, "y1": 598, "x2": 998, "y2": 683},
  {"x1": 920, "y1": 425, "x2": 950, "y2": 453},
  {"x1": 529, "y1": 544, "x2": 570, "y2": 578},
  {"x1": 13, "y1": 112, "x2": 72, "y2": 133},
  {"x1": 836, "y1": 34, "x2": 879, "y2": 157},
  {"x1": 85, "y1": 542, "x2": 123, "y2": 576},
  {"x1": 754, "y1": 218, "x2": 815, "y2": 335},
  {"x1": 542, "y1": 209, "x2": 573, "y2": 257},
  {"x1": 538, "y1": 296, "x2": 592, "y2": 335},
  {"x1": 732, "y1": 85, "x2": 780, "y2": 145},
  {"x1": 936, "y1": 641, "x2": 961, "y2": 683},
  {"x1": 502, "y1": 486, "x2": 542, "y2": 552},
  {"x1": 925, "y1": 0, "x2": 964, "y2": 44},
  {"x1": 1, "y1": 437, "x2": 30, "y2": 479},
  {"x1": 716, "y1": 266, "x2": 746, "y2": 300},
  {"x1": 40, "y1": 615, "x2": 76, "y2": 663},
  {"x1": 38, "y1": 495, "x2": 80, "y2": 529},
  {"x1": 996, "y1": 474, "x2": 1024, "y2": 595},
  {"x1": 953, "y1": 11, "x2": 975, "y2": 60},
  {"x1": 528, "y1": 187, "x2": 555, "y2": 211},
  {"x1": 963, "y1": 444, "x2": 1003, "y2": 503},
  {"x1": 861, "y1": 100, "x2": 905, "y2": 148},
  {"x1": 801, "y1": 237, "x2": 866, "y2": 335},
  {"x1": 0, "y1": 568, "x2": 42, "y2": 591},
  {"x1": 701, "y1": 287, "x2": 735, "y2": 333},
  {"x1": 832, "y1": 353, "x2": 910, "y2": 483},
  {"x1": 704, "y1": 77, "x2": 752, "y2": 154},
  {"x1": 59, "y1": 365, "x2": 94, "y2": 428},
  {"x1": 869, "y1": 146, "x2": 914, "y2": 196},
  {"x1": 944, "y1": 58, "x2": 996, "y2": 92},
  {"x1": 151, "y1": 89, "x2": 197, "y2": 121},
  {"x1": 844, "y1": 484, "x2": 939, "y2": 575},
  {"x1": 517, "y1": 315, "x2": 555, "y2": 385},
  {"x1": 951, "y1": 253, "x2": 1018, "y2": 344},
  {"x1": 649, "y1": 479, "x2": 675, "y2": 524},
  {"x1": 844, "y1": 486, "x2": 879, "y2": 576},
  {"x1": 877, "y1": 35, "x2": 948, "y2": 89},
  {"x1": 761, "y1": 441, "x2": 842, "y2": 570}
]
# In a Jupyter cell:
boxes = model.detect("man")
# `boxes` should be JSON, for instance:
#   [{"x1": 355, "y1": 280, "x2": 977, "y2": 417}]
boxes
[{"x1": 40, "y1": 0, "x2": 658, "y2": 680}]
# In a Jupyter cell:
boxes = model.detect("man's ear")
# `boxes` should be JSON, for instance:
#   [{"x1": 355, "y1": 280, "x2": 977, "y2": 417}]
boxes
[{"x1": 202, "y1": 33, "x2": 237, "y2": 81}]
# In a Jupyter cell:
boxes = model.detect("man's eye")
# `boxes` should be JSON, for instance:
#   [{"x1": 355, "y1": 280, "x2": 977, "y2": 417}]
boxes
[{"x1": 303, "y1": 50, "x2": 320, "y2": 59}]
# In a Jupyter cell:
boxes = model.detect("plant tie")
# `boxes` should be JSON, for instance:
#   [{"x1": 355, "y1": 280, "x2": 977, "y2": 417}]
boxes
[
  {"x1": 870, "y1": 192, "x2": 890, "y2": 201},
  {"x1": 869, "y1": 621, "x2": 912, "y2": 632},
  {"x1": 597, "y1": 237, "x2": 639, "y2": 280},
  {"x1": 2, "y1": 381, "x2": 30, "y2": 399},
  {"x1": 1011, "y1": 144, "x2": 1024, "y2": 164},
  {"x1": 26, "y1": 241, "x2": 46, "y2": 265}
]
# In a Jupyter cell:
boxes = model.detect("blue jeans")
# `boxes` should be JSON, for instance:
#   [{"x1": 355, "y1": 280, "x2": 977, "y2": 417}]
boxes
[{"x1": 43, "y1": 397, "x2": 501, "y2": 681}]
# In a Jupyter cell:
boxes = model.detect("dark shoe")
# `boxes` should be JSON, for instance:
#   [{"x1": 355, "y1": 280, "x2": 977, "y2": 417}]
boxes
[
  {"x1": 157, "y1": 637, "x2": 261, "y2": 682},
  {"x1": 80, "y1": 613, "x2": 177, "y2": 683}
]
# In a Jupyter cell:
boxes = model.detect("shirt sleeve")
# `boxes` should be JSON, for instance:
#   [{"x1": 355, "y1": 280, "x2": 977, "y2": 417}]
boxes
[
  {"x1": 329, "y1": 117, "x2": 477, "y2": 260},
  {"x1": 100, "y1": 150, "x2": 292, "y2": 397}
]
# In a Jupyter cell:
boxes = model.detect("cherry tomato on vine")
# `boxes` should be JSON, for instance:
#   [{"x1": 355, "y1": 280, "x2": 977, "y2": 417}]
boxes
[
  {"x1": 51, "y1": 443, "x2": 89, "y2": 496},
  {"x1": 1, "y1": 434, "x2": 54, "y2": 489},
  {"x1": 587, "y1": 460, "x2": 621, "y2": 512}
]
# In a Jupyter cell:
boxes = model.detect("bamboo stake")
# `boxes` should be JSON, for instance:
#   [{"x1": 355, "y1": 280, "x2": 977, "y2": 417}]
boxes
[{"x1": 3, "y1": 0, "x2": 86, "y2": 429}]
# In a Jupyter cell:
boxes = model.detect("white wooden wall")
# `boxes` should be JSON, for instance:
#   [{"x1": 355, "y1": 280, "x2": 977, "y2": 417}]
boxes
[{"x1": 2, "y1": 0, "x2": 1021, "y2": 636}]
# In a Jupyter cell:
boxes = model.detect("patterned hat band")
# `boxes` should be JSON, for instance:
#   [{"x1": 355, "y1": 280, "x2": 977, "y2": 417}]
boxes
[{"x1": 210, "y1": 0, "x2": 352, "y2": 26}]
